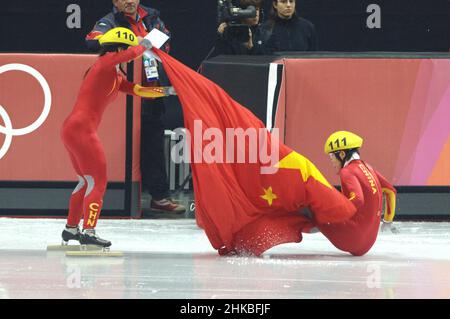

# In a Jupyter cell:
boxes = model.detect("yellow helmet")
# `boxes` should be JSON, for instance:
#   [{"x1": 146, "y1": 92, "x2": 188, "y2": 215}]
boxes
[
  {"x1": 324, "y1": 131, "x2": 363, "y2": 154},
  {"x1": 98, "y1": 27, "x2": 139, "y2": 47}
]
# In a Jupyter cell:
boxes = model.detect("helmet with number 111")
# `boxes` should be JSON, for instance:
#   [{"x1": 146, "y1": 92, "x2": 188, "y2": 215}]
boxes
[{"x1": 324, "y1": 131, "x2": 364, "y2": 168}]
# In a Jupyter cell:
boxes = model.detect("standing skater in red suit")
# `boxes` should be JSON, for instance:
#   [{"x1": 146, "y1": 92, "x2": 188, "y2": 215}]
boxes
[
  {"x1": 60, "y1": 27, "x2": 175, "y2": 248},
  {"x1": 318, "y1": 131, "x2": 398, "y2": 256}
]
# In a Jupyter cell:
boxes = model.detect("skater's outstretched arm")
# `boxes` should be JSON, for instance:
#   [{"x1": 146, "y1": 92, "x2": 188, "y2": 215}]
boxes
[{"x1": 103, "y1": 45, "x2": 147, "y2": 68}]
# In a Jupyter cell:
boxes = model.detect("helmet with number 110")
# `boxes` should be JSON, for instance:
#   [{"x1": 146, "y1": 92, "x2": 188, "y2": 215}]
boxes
[
  {"x1": 98, "y1": 27, "x2": 139, "y2": 47},
  {"x1": 324, "y1": 131, "x2": 364, "y2": 155}
]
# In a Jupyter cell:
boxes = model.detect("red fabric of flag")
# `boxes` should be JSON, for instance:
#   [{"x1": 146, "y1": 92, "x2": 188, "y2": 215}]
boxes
[{"x1": 154, "y1": 49, "x2": 356, "y2": 256}]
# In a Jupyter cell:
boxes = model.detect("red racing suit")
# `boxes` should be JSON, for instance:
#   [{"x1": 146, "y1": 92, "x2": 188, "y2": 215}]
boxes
[
  {"x1": 317, "y1": 159, "x2": 396, "y2": 256},
  {"x1": 61, "y1": 45, "x2": 167, "y2": 229}
]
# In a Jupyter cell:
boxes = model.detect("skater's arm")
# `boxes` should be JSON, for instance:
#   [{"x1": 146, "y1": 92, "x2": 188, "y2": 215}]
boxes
[
  {"x1": 375, "y1": 171, "x2": 397, "y2": 222},
  {"x1": 105, "y1": 45, "x2": 146, "y2": 67},
  {"x1": 107, "y1": 38, "x2": 153, "y2": 67},
  {"x1": 340, "y1": 169, "x2": 364, "y2": 210}
]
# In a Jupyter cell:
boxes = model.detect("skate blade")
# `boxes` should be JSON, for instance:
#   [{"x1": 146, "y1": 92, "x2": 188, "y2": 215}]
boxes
[
  {"x1": 46, "y1": 245, "x2": 101, "y2": 251},
  {"x1": 65, "y1": 250, "x2": 123, "y2": 257}
]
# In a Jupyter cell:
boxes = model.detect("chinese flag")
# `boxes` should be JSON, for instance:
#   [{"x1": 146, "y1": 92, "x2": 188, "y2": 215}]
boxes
[{"x1": 155, "y1": 49, "x2": 356, "y2": 256}]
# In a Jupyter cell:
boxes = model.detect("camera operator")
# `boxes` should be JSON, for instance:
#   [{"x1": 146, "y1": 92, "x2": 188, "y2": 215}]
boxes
[{"x1": 215, "y1": 0, "x2": 269, "y2": 55}]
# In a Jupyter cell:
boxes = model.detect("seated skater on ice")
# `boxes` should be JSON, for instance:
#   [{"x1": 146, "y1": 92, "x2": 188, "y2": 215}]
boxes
[
  {"x1": 60, "y1": 27, "x2": 176, "y2": 248},
  {"x1": 314, "y1": 130, "x2": 398, "y2": 256}
]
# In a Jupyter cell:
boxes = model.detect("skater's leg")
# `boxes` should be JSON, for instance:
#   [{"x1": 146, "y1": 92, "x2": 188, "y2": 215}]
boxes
[
  {"x1": 66, "y1": 151, "x2": 87, "y2": 227},
  {"x1": 61, "y1": 120, "x2": 89, "y2": 227},
  {"x1": 61, "y1": 132, "x2": 86, "y2": 243},
  {"x1": 75, "y1": 133, "x2": 111, "y2": 247},
  {"x1": 232, "y1": 213, "x2": 310, "y2": 256},
  {"x1": 79, "y1": 173, "x2": 111, "y2": 247},
  {"x1": 80, "y1": 139, "x2": 107, "y2": 230}
]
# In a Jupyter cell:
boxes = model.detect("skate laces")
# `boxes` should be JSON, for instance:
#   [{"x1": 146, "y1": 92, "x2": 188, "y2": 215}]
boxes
[
  {"x1": 83, "y1": 229, "x2": 96, "y2": 237},
  {"x1": 82, "y1": 229, "x2": 107, "y2": 241}
]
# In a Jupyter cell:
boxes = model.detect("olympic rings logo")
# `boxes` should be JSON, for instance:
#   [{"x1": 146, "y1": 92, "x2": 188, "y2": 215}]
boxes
[{"x1": 0, "y1": 64, "x2": 52, "y2": 159}]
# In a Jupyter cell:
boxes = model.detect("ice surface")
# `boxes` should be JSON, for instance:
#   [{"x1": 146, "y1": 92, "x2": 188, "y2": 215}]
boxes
[{"x1": 0, "y1": 218, "x2": 449, "y2": 299}]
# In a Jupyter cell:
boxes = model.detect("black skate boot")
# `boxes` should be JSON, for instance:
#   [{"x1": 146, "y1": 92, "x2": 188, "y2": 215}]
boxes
[
  {"x1": 80, "y1": 229, "x2": 112, "y2": 249},
  {"x1": 61, "y1": 225, "x2": 82, "y2": 245}
]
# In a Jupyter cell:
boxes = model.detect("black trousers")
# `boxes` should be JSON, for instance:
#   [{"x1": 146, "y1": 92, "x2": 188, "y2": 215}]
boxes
[{"x1": 140, "y1": 97, "x2": 169, "y2": 200}]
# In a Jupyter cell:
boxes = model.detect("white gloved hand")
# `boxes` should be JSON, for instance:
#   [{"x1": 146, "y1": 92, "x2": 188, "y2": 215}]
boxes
[
  {"x1": 165, "y1": 86, "x2": 177, "y2": 96},
  {"x1": 139, "y1": 38, "x2": 153, "y2": 50},
  {"x1": 380, "y1": 221, "x2": 399, "y2": 234}
]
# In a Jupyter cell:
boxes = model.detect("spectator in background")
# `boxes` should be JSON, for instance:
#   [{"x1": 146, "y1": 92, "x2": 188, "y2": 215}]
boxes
[
  {"x1": 85, "y1": 0, "x2": 186, "y2": 214},
  {"x1": 262, "y1": 0, "x2": 318, "y2": 52},
  {"x1": 215, "y1": 0, "x2": 270, "y2": 55}
]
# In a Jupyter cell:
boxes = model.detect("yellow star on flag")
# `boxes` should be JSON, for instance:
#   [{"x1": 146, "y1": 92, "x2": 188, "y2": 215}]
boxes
[
  {"x1": 261, "y1": 187, "x2": 277, "y2": 206},
  {"x1": 274, "y1": 151, "x2": 332, "y2": 188}
]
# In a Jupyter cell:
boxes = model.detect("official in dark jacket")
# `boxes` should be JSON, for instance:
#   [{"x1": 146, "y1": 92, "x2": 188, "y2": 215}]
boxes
[
  {"x1": 86, "y1": 3, "x2": 170, "y2": 53},
  {"x1": 262, "y1": 0, "x2": 318, "y2": 52}
]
